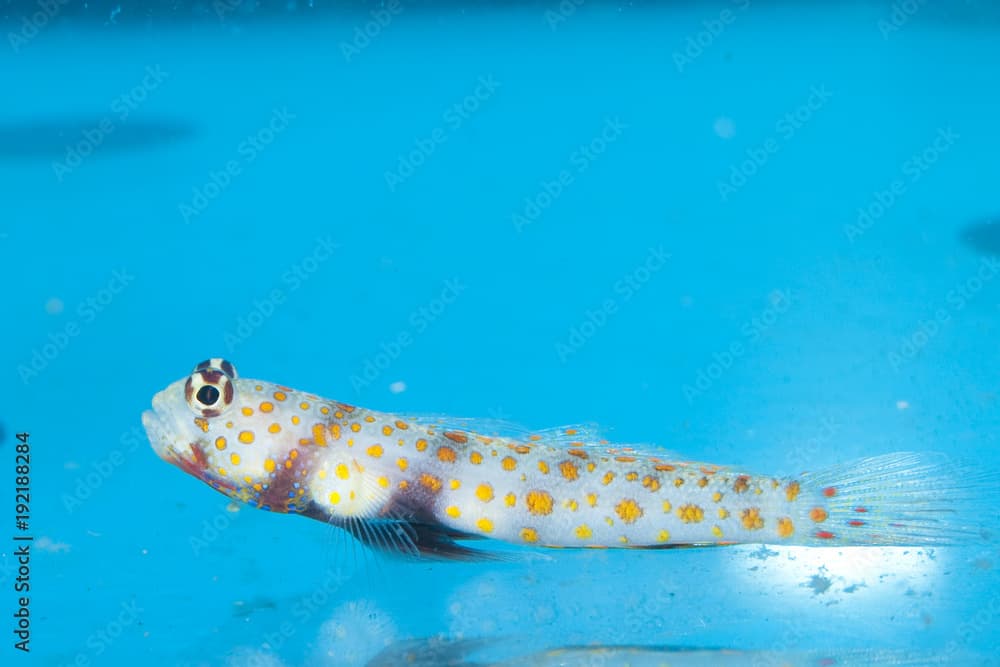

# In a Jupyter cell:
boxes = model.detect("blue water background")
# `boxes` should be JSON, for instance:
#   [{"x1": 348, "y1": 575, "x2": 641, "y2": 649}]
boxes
[{"x1": 2, "y1": 2, "x2": 999, "y2": 664}]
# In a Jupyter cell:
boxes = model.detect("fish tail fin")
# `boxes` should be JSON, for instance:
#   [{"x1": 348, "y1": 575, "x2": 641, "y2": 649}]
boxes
[{"x1": 796, "y1": 452, "x2": 998, "y2": 546}]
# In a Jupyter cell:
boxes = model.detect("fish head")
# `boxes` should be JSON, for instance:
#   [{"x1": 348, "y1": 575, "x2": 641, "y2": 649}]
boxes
[{"x1": 142, "y1": 358, "x2": 321, "y2": 511}]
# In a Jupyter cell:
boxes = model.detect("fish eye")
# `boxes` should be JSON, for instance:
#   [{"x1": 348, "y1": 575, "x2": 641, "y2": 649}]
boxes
[
  {"x1": 196, "y1": 385, "x2": 220, "y2": 406},
  {"x1": 185, "y1": 360, "x2": 237, "y2": 418}
]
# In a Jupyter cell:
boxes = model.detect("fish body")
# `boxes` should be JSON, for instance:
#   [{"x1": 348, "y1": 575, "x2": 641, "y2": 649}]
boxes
[{"x1": 143, "y1": 360, "x2": 993, "y2": 559}]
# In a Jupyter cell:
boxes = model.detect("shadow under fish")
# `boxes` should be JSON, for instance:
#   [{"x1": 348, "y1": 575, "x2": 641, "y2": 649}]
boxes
[
  {"x1": 959, "y1": 217, "x2": 1000, "y2": 256},
  {"x1": 366, "y1": 637, "x2": 998, "y2": 667},
  {"x1": 0, "y1": 117, "x2": 195, "y2": 160}
]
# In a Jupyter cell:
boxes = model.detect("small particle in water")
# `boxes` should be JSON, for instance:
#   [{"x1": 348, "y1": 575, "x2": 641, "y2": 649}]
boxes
[
  {"x1": 389, "y1": 381, "x2": 406, "y2": 394},
  {"x1": 714, "y1": 116, "x2": 736, "y2": 139},
  {"x1": 896, "y1": 400, "x2": 910, "y2": 410},
  {"x1": 807, "y1": 574, "x2": 832, "y2": 595},
  {"x1": 973, "y1": 558, "x2": 992, "y2": 570},
  {"x1": 36, "y1": 536, "x2": 71, "y2": 553},
  {"x1": 45, "y1": 297, "x2": 64, "y2": 315}
]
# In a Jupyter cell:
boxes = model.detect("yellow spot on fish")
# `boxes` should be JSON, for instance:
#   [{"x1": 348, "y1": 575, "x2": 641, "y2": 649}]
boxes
[
  {"x1": 476, "y1": 518, "x2": 494, "y2": 533},
  {"x1": 657, "y1": 529, "x2": 671, "y2": 542},
  {"x1": 398, "y1": 480, "x2": 409, "y2": 490},
  {"x1": 615, "y1": 499, "x2": 643, "y2": 524},
  {"x1": 602, "y1": 472, "x2": 615, "y2": 485},
  {"x1": 625, "y1": 472, "x2": 639, "y2": 481},
  {"x1": 505, "y1": 493, "x2": 516, "y2": 507},
  {"x1": 364, "y1": 415, "x2": 376, "y2": 423},
  {"x1": 395, "y1": 420, "x2": 408, "y2": 430},
  {"x1": 786, "y1": 481, "x2": 801, "y2": 502},
  {"x1": 329, "y1": 491, "x2": 341, "y2": 505},
  {"x1": 521, "y1": 527, "x2": 538, "y2": 543},
  {"x1": 586, "y1": 462, "x2": 596, "y2": 472},
  {"x1": 559, "y1": 461, "x2": 579, "y2": 481},
  {"x1": 564, "y1": 499, "x2": 579, "y2": 511},
  {"x1": 274, "y1": 391, "x2": 286, "y2": 401},
  {"x1": 697, "y1": 477, "x2": 709, "y2": 488},
  {"x1": 367, "y1": 444, "x2": 384, "y2": 458},
  {"x1": 312, "y1": 424, "x2": 327, "y2": 446},
  {"x1": 538, "y1": 460, "x2": 550, "y2": 474},
  {"x1": 318, "y1": 469, "x2": 327, "y2": 480},
  {"x1": 238, "y1": 431, "x2": 254, "y2": 444},
  {"x1": 291, "y1": 415, "x2": 300, "y2": 425},
  {"x1": 299, "y1": 401, "x2": 309, "y2": 410},
  {"x1": 526, "y1": 490, "x2": 554, "y2": 515},
  {"x1": 718, "y1": 507, "x2": 730, "y2": 519},
  {"x1": 513, "y1": 444, "x2": 531, "y2": 454},
  {"x1": 215, "y1": 437, "x2": 227, "y2": 451},
  {"x1": 264, "y1": 458, "x2": 276, "y2": 473},
  {"x1": 586, "y1": 492, "x2": 598, "y2": 507},
  {"x1": 260, "y1": 402, "x2": 274, "y2": 413},
  {"x1": 712, "y1": 491, "x2": 723, "y2": 503},
  {"x1": 416, "y1": 438, "x2": 428, "y2": 452},
  {"x1": 501, "y1": 456, "x2": 517, "y2": 471},
  {"x1": 382, "y1": 425, "x2": 393, "y2": 436},
  {"x1": 575, "y1": 524, "x2": 593, "y2": 539},
  {"x1": 712, "y1": 525, "x2": 724, "y2": 538},
  {"x1": 662, "y1": 500, "x2": 672, "y2": 513},
  {"x1": 229, "y1": 452, "x2": 241, "y2": 466},
  {"x1": 375, "y1": 476, "x2": 388, "y2": 488},
  {"x1": 449, "y1": 479, "x2": 461, "y2": 490},
  {"x1": 741, "y1": 507, "x2": 764, "y2": 530},
  {"x1": 335, "y1": 463, "x2": 349, "y2": 480},
  {"x1": 438, "y1": 446, "x2": 457, "y2": 463},
  {"x1": 268, "y1": 423, "x2": 281, "y2": 434},
  {"x1": 470, "y1": 451, "x2": 484, "y2": 465},
  {"x1": 445, "y1": 505, "x2": 461, "y2": 518},
  {"x1": 777, "y1": 517, "x2": 795, "y2": 538},
  {"x1": 673, "y1": 477, "x2": 684, "y2": 488},
  {"x1": 350, "y1": 423, "x2": 361, "y2": 433},
  {"x1": 194, "y1": 417, "x2": 209, "y2": 433},
  {"x1": 475, "y1": 483, "x2": 494, "y2": 502},
  {"x1": 677, "y1": 504, "x2": 704, "y2": 523},
  {"x1": 397, "y1": 457, "x2": 408, "y2": 471},
  {"x1": 320, "y1": 406, "x2": 330, "y2": 415},
  {"x1": 641, "y1": 475, "x2": 660, "y2": 492},
  {"x1": 329, "y1": 424, "x2": 341, "y2": 440}
]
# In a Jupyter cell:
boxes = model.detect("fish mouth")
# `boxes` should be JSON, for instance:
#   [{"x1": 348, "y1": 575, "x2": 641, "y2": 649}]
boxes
[{"x1": 142, "y1": 390, "x2": 189, "y2": 465}]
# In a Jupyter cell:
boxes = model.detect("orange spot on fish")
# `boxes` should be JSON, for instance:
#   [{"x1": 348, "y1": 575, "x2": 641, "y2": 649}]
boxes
[
  {"x1": 654, "y1": 463, "x2": 675, "y2": 472},
  {"x1": 444, "y1": 431, "x2": 468, "y2": 444},
  {"x1": 733, "y1": 475, "x2": 750, "y2": 493},
  {"x1": 815, "y1": 530, "x2": 835, "y2": 539},
  {"x1": 567, "y1": 448, "x2": 589, "y2": 459},
  {"x1": 823, "y1": 486, "x2": 837, "y2": 497},
  {"x1": 785, "y1": 481, "x2": 801, "y2": 502},
  {"x1": 810, "y1": 507, "x2": 828, "y2": 523},
  {"x1": 615, "y1": 455, "x2": 637, "y2": 463},
  {"x1": 437, "y1": 446, "x2": 457, "y2": 463}
]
